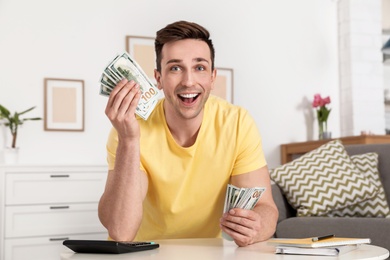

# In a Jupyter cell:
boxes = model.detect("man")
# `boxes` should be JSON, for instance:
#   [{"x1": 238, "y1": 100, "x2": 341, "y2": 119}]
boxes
[{"x1": 98, "y1": 20, "x2": 278, "y2": 247}]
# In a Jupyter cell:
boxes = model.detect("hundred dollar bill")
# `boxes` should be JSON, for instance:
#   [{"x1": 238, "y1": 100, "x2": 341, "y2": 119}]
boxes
[
  {"x1": 112, "y1": 53, "x2": 158, "y2": 95},
  {"x1": 100, "y1": 74, "x2": 115, "y2": 90},
  {"x1": 224, "y1": 184, "x2": 265, "y2": 213},
  {"x1": 100, "y1": 84, "x2": 111, "y2": 97},
  {"x1": 99, "y1": 52, "x2": 161, "y2": 120},
  {"x1": 237, "y1": 187, "x2": 265, "y2": 210}
]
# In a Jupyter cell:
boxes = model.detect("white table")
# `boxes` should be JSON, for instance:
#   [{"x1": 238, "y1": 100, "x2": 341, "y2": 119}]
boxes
[{"x1": 60, "y1": 238, "x2": 390, "y2": 260}]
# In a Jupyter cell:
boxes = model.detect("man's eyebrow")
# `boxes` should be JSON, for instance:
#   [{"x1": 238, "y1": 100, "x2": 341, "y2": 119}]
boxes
[
  {"x1": 165, "y1": 57, "x2": 210, "y2": 65},
  {"x1": 166, "y1": 59, "x2": 182, "y2": 65},
  {"x1": 194, "y1": 57, "x2": 209, "y2": 63}
]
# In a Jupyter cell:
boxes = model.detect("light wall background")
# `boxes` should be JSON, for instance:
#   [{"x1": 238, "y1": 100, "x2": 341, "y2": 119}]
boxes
[{"x1": 0, "y1": 0, "x2": 355, "y2": 168}]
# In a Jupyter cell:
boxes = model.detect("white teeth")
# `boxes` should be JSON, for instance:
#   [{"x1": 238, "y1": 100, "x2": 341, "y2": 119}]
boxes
[{"x1": 179, "y1": 93, "x2": 198, "y2": 98}]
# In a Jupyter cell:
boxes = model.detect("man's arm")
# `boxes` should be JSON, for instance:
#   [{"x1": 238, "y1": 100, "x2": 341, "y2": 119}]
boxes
[
  {"x1": 98, "y1": 79, "x2": 148, "y2": 241},
  {"x1": 98, "y1": 141, "x2": 148, "y2": 241},
  {"x1": 220, "y1": 166, "x2": 279, "y2": 247}
]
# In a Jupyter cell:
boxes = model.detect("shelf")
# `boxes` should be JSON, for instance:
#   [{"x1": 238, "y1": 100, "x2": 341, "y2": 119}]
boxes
[{"x1": 280, "y1": 135, "x2": 390, "y2": 164}]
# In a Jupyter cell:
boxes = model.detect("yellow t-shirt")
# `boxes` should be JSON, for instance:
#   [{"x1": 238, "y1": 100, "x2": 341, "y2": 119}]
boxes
[{"x1": 106, "y1": 96, "x2": 266, "y2": 240}]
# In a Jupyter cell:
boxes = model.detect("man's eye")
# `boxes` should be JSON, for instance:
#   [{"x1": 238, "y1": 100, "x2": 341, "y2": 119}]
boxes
[
  {"x1": 196, "y1": 66, "x2": 205, "y2": 71},
  {"x1": 170, "y1": 66, "x2": 181, "y2": 71}
]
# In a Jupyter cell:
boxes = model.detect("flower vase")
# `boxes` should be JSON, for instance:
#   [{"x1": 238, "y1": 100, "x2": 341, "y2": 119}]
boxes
[
  {"x1": 318, "y1": 122, "x2": 331, "y2": 140},
  {"x1": 318, "y1": 122, "x2": 324, "y2": 140},
  {"x1": 323, "y1": 131, "x2": 332, "y2": 139}
]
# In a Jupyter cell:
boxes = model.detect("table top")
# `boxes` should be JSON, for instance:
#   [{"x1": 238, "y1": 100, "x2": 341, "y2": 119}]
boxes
[{"x1": 60, "y1": 238, "x2": 390, "y2": 260}]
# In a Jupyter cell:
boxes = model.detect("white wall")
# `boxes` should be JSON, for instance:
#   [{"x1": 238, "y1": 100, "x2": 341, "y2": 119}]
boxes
[
  {"x1": 339, "y1": 0, "x2": 385, "y2": 136},
  {"x1": 0, "y1": 0, "x2": 340, "y2": 168}
]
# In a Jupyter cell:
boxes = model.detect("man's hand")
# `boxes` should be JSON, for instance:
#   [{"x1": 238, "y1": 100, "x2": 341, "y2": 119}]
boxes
[
  {"x1": 221, "y1": 167, "x2": 278, "y2": 247},
  {"x1": 105, "y1": 79, "x2": 141, "y2": 140},
  {"x1": 220, "y1": 208, "x2": 264, "y2": 247}
]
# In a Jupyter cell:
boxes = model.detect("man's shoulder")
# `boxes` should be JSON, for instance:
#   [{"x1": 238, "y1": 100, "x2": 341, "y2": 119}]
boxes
[
  {"x1": 207, "y1": 95, "x2": 240, "y2": 110},
  {"x1": 206, "y1": 95, "x2": 249, "y2": 118}
]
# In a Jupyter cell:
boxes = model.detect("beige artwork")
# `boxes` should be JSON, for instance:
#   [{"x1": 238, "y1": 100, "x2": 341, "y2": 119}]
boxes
[
  {"x1": 52, "y1": 87, "x2": 77, "y2": 123},
  {"x1": 134, "y1": 44, "x2": 155, "y2": 80}
]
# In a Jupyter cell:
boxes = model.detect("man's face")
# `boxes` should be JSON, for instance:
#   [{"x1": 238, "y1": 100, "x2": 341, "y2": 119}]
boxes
[{"x1": 155, "y1": 39, "x2": 216, "y2": 120}]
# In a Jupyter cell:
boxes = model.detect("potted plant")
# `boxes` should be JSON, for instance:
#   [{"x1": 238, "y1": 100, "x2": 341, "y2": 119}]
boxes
[{"x1": 0, "y1": 104, "x2": 42, "y2": 150}]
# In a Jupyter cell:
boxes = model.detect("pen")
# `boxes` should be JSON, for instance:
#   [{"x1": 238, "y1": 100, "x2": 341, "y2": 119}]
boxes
[{"x1": 311, "y1": 234, "x2": 335, "y2": 242}]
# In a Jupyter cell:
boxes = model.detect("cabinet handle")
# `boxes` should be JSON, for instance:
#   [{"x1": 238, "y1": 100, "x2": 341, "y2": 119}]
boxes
[
  {"x1": 49, "y1": 237, "x2": 69, "y2": 241},
  {"x1": 50, "y1": 174, "x2": 70, "y2": 178},
  {"x1": 50, "y1": 206, "x2": 70, "y2": 210}
]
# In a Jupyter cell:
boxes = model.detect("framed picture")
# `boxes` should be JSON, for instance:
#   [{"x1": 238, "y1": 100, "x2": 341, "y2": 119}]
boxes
[
  {"x1": 126, "y1": 35, "x2": 156, "y2": 85},
  {"x1": 44, "y1": 78, "x2": 84, "y2": 131},
  {"x1": 212, "y1": 67, "x2": 234, "y2": 103}
]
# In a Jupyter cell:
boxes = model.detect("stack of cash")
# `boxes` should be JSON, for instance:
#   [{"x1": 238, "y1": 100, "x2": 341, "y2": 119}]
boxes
[
  {"x1": 99, "y1": 52, "x2": 161, "y2": 120},
  {"x1": 223, "y1": 184, "x2": 265, "y2": 212},
  {"x1": 222, "y1": 184, "x2": 266, "y2": 240}
]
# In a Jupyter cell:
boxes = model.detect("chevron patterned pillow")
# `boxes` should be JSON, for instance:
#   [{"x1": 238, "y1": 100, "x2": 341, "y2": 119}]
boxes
[
  {"x1": 326, "y1": 153, "x2": 390, "y2": 218},
  {"x1": 270, "y1": 140, "x2": 378, "y2": 217}
]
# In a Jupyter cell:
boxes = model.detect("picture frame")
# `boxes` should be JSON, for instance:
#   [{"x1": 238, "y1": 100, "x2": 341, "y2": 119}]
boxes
[
  {"x1": 212, "y1": 67, "x2": 234, "y2": 103},
  {"x1": 126, "y1": 35, "x2": 156, "y2": 85},
  {"x1": 44, "y1": 78, "x2": 84, "y2": 131}
]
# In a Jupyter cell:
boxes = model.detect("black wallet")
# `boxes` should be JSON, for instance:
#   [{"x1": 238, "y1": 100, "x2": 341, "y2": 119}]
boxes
[{"x1": 63, "y1": 239, "x2": 159, "y2": 254}]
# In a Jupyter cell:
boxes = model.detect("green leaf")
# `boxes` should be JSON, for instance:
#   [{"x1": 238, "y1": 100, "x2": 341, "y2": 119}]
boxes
[
  {"x1": 22, "y1": 117, "x2": 42, "y2": 121},
  {"x1": 17, "y1": 106, "x2": 36, "y2": 116},
  {"x1": 0, "y1": 104, "x2": 10, "y2": 118}
]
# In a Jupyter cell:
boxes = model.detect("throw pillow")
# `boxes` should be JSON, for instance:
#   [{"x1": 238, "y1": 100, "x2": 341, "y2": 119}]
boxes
[
  {"x1": 270, "y1": 140, "x2": 378, "y2": 217},
  {"x1": 327, "y1": 153, "x2": 390, "y2": 218}
]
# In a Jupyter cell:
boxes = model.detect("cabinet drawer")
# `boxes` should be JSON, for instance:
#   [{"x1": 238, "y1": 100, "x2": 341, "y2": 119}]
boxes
[
  {"x1": 5, "y1": 172, "x2": 106, "y2": 204},
  {"x1": 4, "y1": 233, "x2": 107, "y2": 260},
  {"x1": 5, "y1": 203, "x2": 106, "y2": 238}
]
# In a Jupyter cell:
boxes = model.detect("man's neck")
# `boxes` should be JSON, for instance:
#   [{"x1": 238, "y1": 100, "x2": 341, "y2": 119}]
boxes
[{"x1": 164, "y1": 109, "x2": 203, "y2": 148}]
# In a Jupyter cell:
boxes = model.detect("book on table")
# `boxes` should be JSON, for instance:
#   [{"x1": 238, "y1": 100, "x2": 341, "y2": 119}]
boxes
[
  {"x1": 268, "y1": 236, "x2": 371, "y2": 256},
  {"x1": 267, "y1": 237, "x2": 371, "y2": 248},
  {"x1": 275, "y1": 245, "x2": 359, "y2": 256}
]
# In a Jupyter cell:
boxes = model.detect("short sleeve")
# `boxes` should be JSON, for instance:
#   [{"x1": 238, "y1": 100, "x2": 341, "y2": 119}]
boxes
[{"x1": 232, "y1": 110, "x2": 267, "y2": 175}]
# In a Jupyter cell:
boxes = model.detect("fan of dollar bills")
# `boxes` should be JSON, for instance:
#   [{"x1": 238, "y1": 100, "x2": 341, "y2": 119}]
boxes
[
  {"x1": 222, "y1": 184, "x2": 266, "y2": 240},
  {"x1": 99, "y1": 52, "x2": 161, "y2": 120}
]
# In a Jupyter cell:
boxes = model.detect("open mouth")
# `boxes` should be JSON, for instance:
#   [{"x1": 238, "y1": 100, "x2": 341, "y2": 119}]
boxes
[{"x1": 178, "y1": 93, "x2": 200, "y2": 104}]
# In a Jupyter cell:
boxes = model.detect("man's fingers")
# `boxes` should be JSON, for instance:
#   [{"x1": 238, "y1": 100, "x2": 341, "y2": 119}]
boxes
[
  {"x1": 106, "y1": 79, "x2": 128, "y2": 108},
  {"x1": 227, "y1": 209, "x2": 258, "y2": 222},
  {"x1": 220, "y1": 224, "x2": 252, "y2": 247},
  {"x1": 124, "y1": 84, "x2": 141, "y2": 115},
  {"x1": 106, "y1": 80, "x2": 139, "y2": 119}
]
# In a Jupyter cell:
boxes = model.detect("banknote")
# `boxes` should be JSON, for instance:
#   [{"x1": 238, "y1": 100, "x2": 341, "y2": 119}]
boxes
[
  {"x1": 222, "y1": 184, "x2": 266, "y2": 241},
  {"x1": 99, "y1": 52, "x2": 161, "y2": 120},
  {"x1": 223, "y1": 184, "x2": 265, "y2": 212}
]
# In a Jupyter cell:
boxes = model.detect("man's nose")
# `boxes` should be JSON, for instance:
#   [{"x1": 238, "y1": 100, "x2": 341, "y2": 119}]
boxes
[{"x1": 181, "y1": 71, "x2": 195, "y2": 87}]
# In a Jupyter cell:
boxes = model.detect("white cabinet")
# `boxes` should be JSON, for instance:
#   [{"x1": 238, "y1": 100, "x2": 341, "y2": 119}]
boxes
[{"x1": 0, "y1": 165, "x2": 108, "y2": 260}]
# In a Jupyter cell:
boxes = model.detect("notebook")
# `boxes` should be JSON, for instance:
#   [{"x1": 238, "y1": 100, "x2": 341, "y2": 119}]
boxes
[
  {"x1": 275, "y1": 245, "x2": 358, "y2": 256},
  {"x1": 268, "y1": 237, "x2": 371, "y2": 248}
]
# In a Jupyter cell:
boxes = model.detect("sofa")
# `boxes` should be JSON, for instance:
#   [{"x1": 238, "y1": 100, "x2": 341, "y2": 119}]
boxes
[{"x1": 271, "y1": 142, "x2": 390, "y2": 251}]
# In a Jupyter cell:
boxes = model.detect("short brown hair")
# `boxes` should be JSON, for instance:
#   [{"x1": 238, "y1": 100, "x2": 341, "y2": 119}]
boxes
[{"x1": 155, "y1": 21, "x2": 215, "y2": 72}]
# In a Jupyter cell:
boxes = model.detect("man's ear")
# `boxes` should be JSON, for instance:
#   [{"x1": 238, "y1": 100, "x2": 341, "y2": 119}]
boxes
[
  {"x1": 210, "y1": 68, "x2": 217, "y2": 90},
  {"x1": 154, "y1": 69, "x2": 162, "y2": 90}
]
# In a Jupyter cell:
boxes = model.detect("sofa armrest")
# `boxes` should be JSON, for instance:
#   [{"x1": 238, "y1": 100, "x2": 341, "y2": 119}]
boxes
[{"x1": 271, "y1": 183, "x2": 296, "y2": 223}]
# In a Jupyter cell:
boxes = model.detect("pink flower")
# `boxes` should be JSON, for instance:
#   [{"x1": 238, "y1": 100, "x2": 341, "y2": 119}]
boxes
[
  {"x1": 322, "y1": 96, "x2": 331, "y2": 106},
  {"x1": 312, "y1": 94, "x2": 331, "y2": 108},
  {"x1": 312, "y1": 93, "x2": 331, "y2": 124}
]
